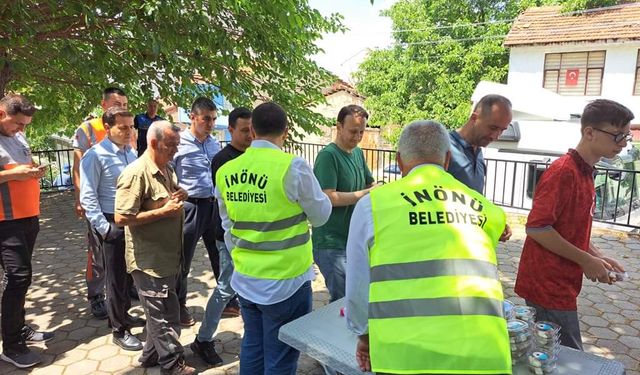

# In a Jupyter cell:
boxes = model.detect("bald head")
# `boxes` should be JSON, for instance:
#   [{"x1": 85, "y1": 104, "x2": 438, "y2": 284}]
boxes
[
  {"x1": 462, "y1": 94, "x2": 512, "y2": 147},
  {"x1": 147, "y1": 120, "x2": 180, "y2": 145}
]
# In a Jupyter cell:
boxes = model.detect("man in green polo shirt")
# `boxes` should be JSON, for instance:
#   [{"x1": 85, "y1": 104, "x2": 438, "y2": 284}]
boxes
[{"x1": 313, "y1": 105, "x2": 375, "y2": 302}]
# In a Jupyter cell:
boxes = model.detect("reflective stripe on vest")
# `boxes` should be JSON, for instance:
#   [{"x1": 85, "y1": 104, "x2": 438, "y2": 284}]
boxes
[
  {"x1": 370, "y1": 296, "x2": 503, "y2": 319},
  {"x1": 217, "y1": 147, "x2": 312, "y2": 279},
  {"x1": 230, "y1": 231, "x2": 310, "y2": 251},
  {"x1": 368, "y1": 164, "x2": 511, "y2": 374},
  {"x1": 233, "y1": 212, "x2": 307, "y2": 232},
  {"x1": 0, "y1": 164, "x2": 41, "y2": 221},
  {"x1": 370, "y1": 258, "x2": 498, "y2": 283}
]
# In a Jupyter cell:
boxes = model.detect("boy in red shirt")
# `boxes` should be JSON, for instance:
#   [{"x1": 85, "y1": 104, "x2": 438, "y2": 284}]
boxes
[{"x1": 515, "y1": 99, "x2": 634, "y2": 350}]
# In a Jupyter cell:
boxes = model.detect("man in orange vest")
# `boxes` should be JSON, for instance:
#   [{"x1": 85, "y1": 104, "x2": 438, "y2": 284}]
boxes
[
  {"x1": 72, "y1": 87, "x2": 132, "y2": 319},
  {"x1": 0, "y1": 94, "x2": 55, "y2": 369}
]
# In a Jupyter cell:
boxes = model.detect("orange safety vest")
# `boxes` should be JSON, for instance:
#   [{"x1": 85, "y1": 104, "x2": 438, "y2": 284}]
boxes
[
  {"x1": 79, "y1": 118, "x2": 107, "y2": 148},
  {"x1": 0, "y1": 164, "x2": 40, "y2": 221}
]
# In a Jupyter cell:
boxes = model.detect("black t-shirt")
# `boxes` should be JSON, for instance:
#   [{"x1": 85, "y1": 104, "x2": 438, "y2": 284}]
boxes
[
  {"x1": 134, "y1": 113, "x2": 163, "y2": 156},
  {"x1": 212, "y1": 144, "x2": 244, "y2": 241}
]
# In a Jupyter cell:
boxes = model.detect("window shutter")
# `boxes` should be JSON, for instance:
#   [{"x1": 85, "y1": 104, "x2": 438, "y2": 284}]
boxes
[
  {"x1": 585, "y1": 69, "x2": 603, "y2": 96},
  {"x1": 545, "y1": 54, "x2": 562, "y2": 70},
  {"x1": 543, "y1": 70, "x2": 559, "y2": 92},
  {"x1": 543, "y1": 50, "x2": 605, "y2": 96}
]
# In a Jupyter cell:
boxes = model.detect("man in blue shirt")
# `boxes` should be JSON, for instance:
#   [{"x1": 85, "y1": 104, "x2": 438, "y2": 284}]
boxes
[
  {"x1": 80, "y1": 107, "x2": 144, "y2": 351},
  {"x1": 191, "y1": 106, "x2": 252, "y2": 366},
  {"x1": 448, "y1": 94, "x2": 512, "y2": 193},
  {"x1": 134, "y1": 98, "x2": 163, "y2": 157},
  {"x1": 448, "y1": 94, "x2": 513, "y2": 241},
  {"x1": 173, "y1": 97, "x2": 221, "y2": 326},
  {"x1": 73, "y1": 87, "x2": 129, "y2": 319}
]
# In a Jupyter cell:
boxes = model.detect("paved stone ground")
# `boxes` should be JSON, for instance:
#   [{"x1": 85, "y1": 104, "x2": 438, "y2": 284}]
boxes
[{"x1": 0, "y1": 191, "x2": 638, "y2": 374}]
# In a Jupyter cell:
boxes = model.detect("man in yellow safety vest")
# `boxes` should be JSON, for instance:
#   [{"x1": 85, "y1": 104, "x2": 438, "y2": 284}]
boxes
[
  {"x1": 345, "y1": 120, "x2": 511, "y2": 375},
  {"x1": 216, "y1": 102, "x2": 331, "y2": 374}
]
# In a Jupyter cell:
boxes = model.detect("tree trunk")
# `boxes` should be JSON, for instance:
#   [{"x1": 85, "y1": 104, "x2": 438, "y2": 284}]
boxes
[{"x1": 0, "y1": 50, "x2": 12, "y2": 97}]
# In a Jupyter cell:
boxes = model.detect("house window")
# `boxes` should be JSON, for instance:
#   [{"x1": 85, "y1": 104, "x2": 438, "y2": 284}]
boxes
[
  {"x1": 634, "y1": 50, "x2": 640, "y2": 96},
  {"x1": 543, "y1": 51, "x2": 605, "y2": 96}
]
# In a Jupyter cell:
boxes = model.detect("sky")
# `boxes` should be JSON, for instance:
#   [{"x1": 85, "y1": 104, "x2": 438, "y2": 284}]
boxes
[{"x1": 308, "y1": 0, "x2": 397, "y2": 82}]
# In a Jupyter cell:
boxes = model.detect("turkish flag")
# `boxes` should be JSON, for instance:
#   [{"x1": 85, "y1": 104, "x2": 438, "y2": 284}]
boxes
[{"x1": 565, "y1": 69, "x2": 579, "y2": 86}]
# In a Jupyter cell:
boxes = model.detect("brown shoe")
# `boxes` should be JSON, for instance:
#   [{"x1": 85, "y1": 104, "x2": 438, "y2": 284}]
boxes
[
  {"x1": 161, "y1": 358, "x2": 198, "y2": 375},
  {"x1": 180, "y1": 305, "x2": 195, "y2": 327},
  {"x1": 221, "y1": 306, "x2": 240, "y2": 318}
]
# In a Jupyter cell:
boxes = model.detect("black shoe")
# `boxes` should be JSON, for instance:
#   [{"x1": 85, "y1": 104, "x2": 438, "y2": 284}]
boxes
[
  {"x1": 112, "y1": 331, "x2": 143, "y2": 351},
  {"x1": 21, "y1": 325, "x2": 55, "y2": 343},
  {"x1": 138, "y1": 352, "x2": 159, "y2": 368},
  {"x1": 179, "y1": 305, "x2": 195, "y2": 327},
  {"x1": 126, "y1": 314, "x2": 146, "y2": 328},
  {"x1": 190, "y1": 339, "x2": 223, "y2": 367},
  {"x1": 161, "y1": 358, "x2": 198, "y2": 375},
  {"x1": 129, "y1": 286, "x2": 139, "y2": 300},
  {"x1": 0, "y1": 348, "x2": 42, "y2": 369},
  {"x1": 90, "y1": 294, "x2": 108, "y2": 320}
]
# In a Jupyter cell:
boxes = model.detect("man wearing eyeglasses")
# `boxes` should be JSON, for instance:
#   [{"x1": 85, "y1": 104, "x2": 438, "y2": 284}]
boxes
[{"x1": 515, "y1": 99, "x2": 634, "y2": 351}]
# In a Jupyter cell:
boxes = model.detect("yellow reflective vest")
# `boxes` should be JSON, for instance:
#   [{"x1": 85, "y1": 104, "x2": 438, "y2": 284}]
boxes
[
  {"x1": 368, "y1": 164, "x2": 511, "y2": 374},
  {"x1": 216, "y1": 147, "x2": 312, "y2": 279}
]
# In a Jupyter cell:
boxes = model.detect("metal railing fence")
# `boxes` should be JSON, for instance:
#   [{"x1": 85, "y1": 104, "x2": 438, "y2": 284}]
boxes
[
  {"x1": 39, "y1": 145, "x2": 640, "y2": 228},
  {"x1": 33, "y1": 149, "x2": 75, "y2": 192}
]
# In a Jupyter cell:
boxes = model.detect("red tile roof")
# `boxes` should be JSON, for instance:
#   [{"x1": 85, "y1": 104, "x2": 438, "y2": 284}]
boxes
[
  {"x1": 504, "y1": 3, "x2": 640, "y2": 47},
  {"x1": 322, "y1": 79, "x2": 365, "y2": 99}
]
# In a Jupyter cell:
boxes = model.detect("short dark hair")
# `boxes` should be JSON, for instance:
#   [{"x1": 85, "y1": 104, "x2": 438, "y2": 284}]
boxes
[
  {"x1": 473, "y1": 94, "x2": 512, "y2": 116},
  {"x1": 191, "y1": 97, "x2": 217, "y2": 115},
  {"x1": 103, "y1": 87, "x2": 127, "y2": 101},
  {"x1": 229, "y1": 107, "x2": 252, "y2": 128},
  {"x1": 337, "y1": 105, "x2": 368, "y2": 124},
  {"x1": 0, "y1": 94, "x2": 37, "y2": 116},
  {"x1": 102, "y1": 106, "x2": 133, "y2": 128},
  {"x1": 252, "y1": 102, "x2": 287, "y2": 136},
  {"x1": 581, "y1": 99, "x2": 634, "y2": 130}
]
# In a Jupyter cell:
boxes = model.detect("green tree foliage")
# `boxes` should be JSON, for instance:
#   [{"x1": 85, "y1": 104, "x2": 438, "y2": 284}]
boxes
[
  {"x1": 560, "y1": 0, "x2": 619, "y2": 12},
  {"x1": 0, "y1": 1, "x2": 343, "y2": 148},
  {"x1": 356, "y1": 0, "x2": 622, "y2": 142}
]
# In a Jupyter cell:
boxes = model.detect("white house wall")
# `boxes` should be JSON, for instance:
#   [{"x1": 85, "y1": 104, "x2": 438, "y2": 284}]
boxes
[{"x1": 507, "y1": 41, "x2": 640, "y2": 118}]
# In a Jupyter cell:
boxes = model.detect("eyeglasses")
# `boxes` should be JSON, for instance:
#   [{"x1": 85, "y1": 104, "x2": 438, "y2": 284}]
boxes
[{"x1": 592, "y1": 128, "x2": 633, "y2": 144}]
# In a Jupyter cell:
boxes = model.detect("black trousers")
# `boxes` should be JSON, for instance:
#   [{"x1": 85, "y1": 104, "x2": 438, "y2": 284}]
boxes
[
  {"x1": 132, "y1": 270, "x2": 183, "y2": 370},
  {"x1": 202, "y1": 224, "x2": 220, "y2": 280},
  {"x1": 176, "y1": 198, "x2": 215, "y2": 306},
  {"x1": 0, "y1": 216, "x2": 39, "y2": 353},
  {"x1": 92, "y1": 214, "x2": 133, "y2": 333},
  {"x1": 85, "y1": 219, "x2": 105, "y2": 300}
]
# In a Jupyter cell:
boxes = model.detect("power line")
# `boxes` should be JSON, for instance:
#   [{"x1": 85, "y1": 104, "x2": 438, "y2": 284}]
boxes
[
  {"x1": 388, "y1": 20, "x2": 640, "y2": 46},
  {"x1": 386, "y1": 6, "x2": 615, "y2": 32},
  {"x1": 348, "y1": 19, "x2": 513, "y2": 35},
  {"x1": 339, "y1": 48, "x2": 372, "y2": 66},
  {"x1": 390, "y1": 19, "x2": 514, "y2": 33},
  {"x1": 398, "y1": 35, "x2": 507, "y2": 46},
  {"x1": 352, "y1": 19, "x2": 640, "y2": 36},
  {"x1": 335, "y1": 8, "x2": 640, "y2": 64},
  {"x1": 347, "y1": 4, "x2": 640, "y2": 34}
]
